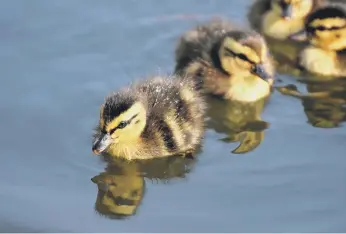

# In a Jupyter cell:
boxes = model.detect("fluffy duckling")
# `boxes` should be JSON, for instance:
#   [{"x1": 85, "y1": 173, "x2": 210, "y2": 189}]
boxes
[
  {"x1": 247, "y1": 0, "x2": 331, "y2": 40},
  {"x1": 174, "y1": 18, "x2": 275, "y2": 103},
  {"x1": 92, "y1": 75, "x2": 206, "y2": 160},
  {"x1": 296, "y1": 4, "x2": 346, "y2": 77}
]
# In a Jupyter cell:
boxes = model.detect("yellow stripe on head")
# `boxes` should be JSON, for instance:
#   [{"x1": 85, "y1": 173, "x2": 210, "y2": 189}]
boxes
[
  {"x1": 222, "y1": 37, "x2": 261, "y2": 64},
  {"x1": 310, "y1": 18, "x2": 346, "y2": 29},
  {"x1": 106, "y1": 102, "x2": 145, "y2": 132}
]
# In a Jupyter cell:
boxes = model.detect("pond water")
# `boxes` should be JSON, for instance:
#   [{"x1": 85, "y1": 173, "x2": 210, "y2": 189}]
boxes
[{"x1": 0, "y1": 0, "x2": 345, "y2": 232}]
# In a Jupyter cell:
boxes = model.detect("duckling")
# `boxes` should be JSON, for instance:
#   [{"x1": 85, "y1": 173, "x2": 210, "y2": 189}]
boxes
[
  {"x1": 174, "y1": 18, "x2": 275, "y2": 103},
  {"x1": 296, "y1": 4, "x2": 346, "y2": 77},
  {"x1": 92, "y1": 75, "x2": 206, "y2": 160},
  {"x1": 247, "y1": 0, "x2": 331, "y2": 40}
]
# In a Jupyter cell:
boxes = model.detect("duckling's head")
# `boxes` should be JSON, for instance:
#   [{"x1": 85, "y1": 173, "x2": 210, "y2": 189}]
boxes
[
  {"x1": 304, "y1": 6, "x2": 346, "y2": 51},
  {"x1": 92, "y1": 92, "x2": 147, "y2": 155},
  {"x1": 218, "y1": 31, "x2": 272, "y2": 82},
  {"x1": 270, "y1": 0, "x2": 313, "y2": 20}
]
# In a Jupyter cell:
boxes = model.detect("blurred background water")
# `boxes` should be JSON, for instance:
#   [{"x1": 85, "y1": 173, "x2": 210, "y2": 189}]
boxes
[{"x1": 0, "y1": 0, "x2": 345, "y2": 232}]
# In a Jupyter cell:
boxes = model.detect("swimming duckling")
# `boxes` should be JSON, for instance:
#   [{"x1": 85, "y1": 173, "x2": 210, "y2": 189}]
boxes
[
  {"x1": 92, "y1": 75, "x2": 206, "y2": 160},
  {"x1": 174, "y1": 18, "x2": 275, "y2": 103},
  {"x1": 247, "y1": 0, "x2": 330, "y2": 40},
  {"x1": 296, "y1": 4, "x2": 346, "y2": 77}
]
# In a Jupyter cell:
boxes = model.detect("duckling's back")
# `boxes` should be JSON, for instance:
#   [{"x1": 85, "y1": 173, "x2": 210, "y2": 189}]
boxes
[
  {"x1": 133, "y1": 75, "x2": 206, "y2": 156},
  {"x1": 174, "y1": 18, "x2": 236, "y2": 73},
  {"x1": 247, "y1": 0, "x2": 272, "y2": 32}
]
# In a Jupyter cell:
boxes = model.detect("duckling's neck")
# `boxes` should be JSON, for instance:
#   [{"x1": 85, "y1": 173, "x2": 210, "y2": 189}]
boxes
[
  {"x1": 107, "y1": 139, "x2": 143, "y2": 161},
  {"x1": 262, "y1": 11, "x2": 306, "y2": 39},
  {"x1": 299, "y1": 46, "x2": 344, "y2": 77},
  {"x1": 225, "y1": 75, "x2": 271, "y2": 102}
]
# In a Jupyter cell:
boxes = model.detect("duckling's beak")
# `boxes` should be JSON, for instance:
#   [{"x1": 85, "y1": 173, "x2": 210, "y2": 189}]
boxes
[
  {"x1": 252, "y1": 64, "x2": 271, "y2": 81},
  {"x1": 92, "y1": 133, "x2": 112, "y2": 155},
  {"x1": 282, "y1": 4, "x2": 293, "y2": 20},
  {"x1": 289, "y1": 28, "x2": 308, "y2": 41}
]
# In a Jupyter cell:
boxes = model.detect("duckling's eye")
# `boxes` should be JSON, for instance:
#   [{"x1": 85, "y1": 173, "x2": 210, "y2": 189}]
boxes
[
  {"x1": 237, "y1": 53, "x2": 255, "y2": 65},
  {"x1": 117, "y1": 121, "x2": 128, "y2": 129},
  {"x1": 317, "y1": 26, "x2": 327, "y2": 31},
  {"x1": 237, "y1": 53, "x2": 249, "y2": 62},
  {"x1": 109, "y1": 121, "x2": 128, "y2": 135}
]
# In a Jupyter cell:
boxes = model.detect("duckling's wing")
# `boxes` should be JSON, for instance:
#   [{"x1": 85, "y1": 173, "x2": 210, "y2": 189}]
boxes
[
  {"x1": 247, "y1": 0, "x2": 272, "y2": 32},
  {"x1": 174, "y1": 18, "x2": 234, "y2": 73}
]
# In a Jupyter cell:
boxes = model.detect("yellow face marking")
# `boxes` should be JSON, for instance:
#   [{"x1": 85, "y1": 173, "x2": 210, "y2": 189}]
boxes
[
  {"x1": 310, "y1": 18, "x2": 346, "y2": 29},
  {"x1": 105, "y1": 102, "x2": 144, "y2": 132},
  {"x1": 99, "y1": 104, "x2": 105, "y2": 129},
  {"x1": 222, "y1": 38, "x2": 260, "y2": 64}
]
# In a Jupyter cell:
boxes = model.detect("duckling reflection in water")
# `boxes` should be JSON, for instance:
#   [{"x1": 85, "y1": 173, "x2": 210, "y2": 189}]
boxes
[
  {"x1": 92, "y1": 75, "x2": 206, "y2": 160},
  {"x1": 294, "y1": 3, "x2": 346, "y2": 77},
  {"x1": 248, "y1": 0, "x2": 328, "y2": 40},
  {"x1": 91, "y1": 161, "x2": 144, "y2": 219},
  {"x1": 277, "y1": 81, "x2": 346, "y2": 127},
  {"x1": 174, "y1": 18, "x2": 275, "y2": 103},
  {"x1": 206, "y1": 96, "x2": 269, "y2": 154},
  {"x1": 91, "y1": 156, "x2": 196, "y2": 219}
]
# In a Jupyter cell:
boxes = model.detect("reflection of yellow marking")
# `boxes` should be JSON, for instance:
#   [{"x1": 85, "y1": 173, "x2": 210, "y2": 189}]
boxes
[{"x1": 95, "y1": 173, "x2": 144, "y2": 216}]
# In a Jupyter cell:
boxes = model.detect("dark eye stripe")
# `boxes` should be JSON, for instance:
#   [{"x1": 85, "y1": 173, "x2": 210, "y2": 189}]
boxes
[
  {"x1": 224, "y1": 47, "x2": 236, "y2": 57},
  {"x1": 109, "y1": 113, "x2": 138, "y2": 134},
  {"x1": 224, "y1": 48, "x2": 256, "y2": 65},
  {"x1": 309, "y1": 24, "x2": 346, "y2": 32}
]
